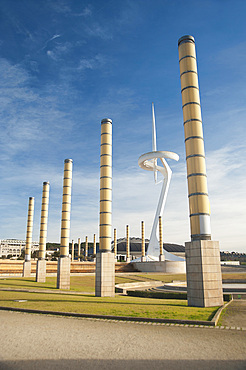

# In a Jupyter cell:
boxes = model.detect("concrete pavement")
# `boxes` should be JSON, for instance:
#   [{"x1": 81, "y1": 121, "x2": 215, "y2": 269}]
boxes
[{"x1": 0, "y1": 311, "x2": 245, "y2": 369}]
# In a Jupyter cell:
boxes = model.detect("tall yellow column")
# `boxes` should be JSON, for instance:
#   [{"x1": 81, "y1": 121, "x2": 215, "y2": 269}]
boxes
[
  {"x1": 71, "y1": 240, "x2": 74, "y2": 261},
  {"x1": 36, "y1": 182, "x2": 50, "y2": 282},
  {"x1": 85, "y1": 236, "x2": 88, "y2": 260},
  {"x1": 114, "y1": 228, "x2": 117, "y2": 259},
  {"x1": 99, "y1": 118, "x2": 112, "y2": 253},
  {"x1": 178, "y1": 35, "x2": 211, "y2": 241},
  {"x1": 126, "y1": 225, "x2": 130, "y2": 262},
  {"x1": 78, "y1": 238, "x2": 81, "y2": 261},
  {"x1": 178, "y1": 35, "x2": 223, "y2": 307},
  {"x1": 159, "y1": 216, "x2": 165, "y2": 261},
  {"x1": 23, "y1": 197, "x2": 34, "y2": 277},
  {"x1": 95, "y1": 118, "x2": 115, "y2": 297},
  {"x1": 57, "y1": 159, "x2": 73, "y2": 289}
]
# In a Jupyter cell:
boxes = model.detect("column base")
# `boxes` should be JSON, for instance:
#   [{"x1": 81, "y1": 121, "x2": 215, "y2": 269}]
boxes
[
  {"x1": 57, "y1": 256, "x2": 70, "y2": 289},
  {"x1": 23, "y1": 261, "x2": 31, "y2": 277},
  {"x1": 36, "y1": 259, "x2": 46, "y2": 283},
  {"x1": 185, "y1": 240, "x2": 223, "y2": 307},
  {"x1": 159, "y1": 254, "x2": 165, "y2": 262},
  {"x1": 141, "y1": 256, "x2": 146, "y2": 262},
  {"x1": 126, "y1": 257, "x2": 131, "y2": 263},
  {"x1": 95, "y1": 251, "x2": 115, "y2": 297}
]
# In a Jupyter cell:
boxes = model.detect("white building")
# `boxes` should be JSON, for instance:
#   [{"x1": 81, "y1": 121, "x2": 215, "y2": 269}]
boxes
[{"x1": 0, "y1": 239, "x2": 39, "y2": 258}]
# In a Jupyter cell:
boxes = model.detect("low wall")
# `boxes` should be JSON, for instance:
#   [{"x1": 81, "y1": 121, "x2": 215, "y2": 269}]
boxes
[
  {"x1": 115, "y1": 281, "x2": 163, "y2": 294},
  {"x1": 132, "y1": 260, "x2": 186, "y2": 273},
  {"x1": 0, "y1": 260, "x2": 137, "y2": 275}
]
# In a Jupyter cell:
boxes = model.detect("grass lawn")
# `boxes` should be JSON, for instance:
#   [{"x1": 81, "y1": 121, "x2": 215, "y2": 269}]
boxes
[
  {"x1": 0, "y1": 274, "x2": 187, "y2": 293},
  {"x1": 0, "y1": 290, "x2": 218, "y2": 321}
]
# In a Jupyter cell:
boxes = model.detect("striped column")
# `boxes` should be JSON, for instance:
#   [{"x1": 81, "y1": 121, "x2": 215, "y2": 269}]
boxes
[
  {"x1": 38, "y1": 182, "x2": 50, "y2": 260},
  {"x1": 36, "y1": 182, "x2": 50, "y2": 282},
  {"x1": 141, "y1": 221, "x2": 146, "y2": 262},
  {"x1": 95, "y1": 118, "x2": 115, "y2": 297},
  {"x1": 178, "y1": 36, "x2": 223, "y2": 308},
  {"x1": 71, "y1": 240, "x2": 74, "y2": 261},
  {"x1": 60, "y1": 159, "x2": 73, "y2": 257},
  {"x1": 159, "y1": 216, "x2": 165, "y2": 261},
  {"x1": 25, "y1": 197, "x2": 34, "y2": 261},
  {"x1": 93, "y1": 234, "x2": 96, "y2": 256},
  {"x1": 99, "y1": 118, "x2": 112, "y2": 251},
  {"x1": 126, "y1": 225, "x2": 130, "y2": 262},
  {"x1": 78, "y1": 237, "x2": 81, "y2": 261},
  {"x1": 23, "y1": 197, "x2": 34, "y2": 277},
  {"x1": 178, "y1": 35, "x2": 211, "y2": 241},
  {"x1": 85, "y1": 236, "x2": 88, "y2": 259},
  {"x1": 114, "y1": 228, "x2": 117, "y2": 258},
  {"x1": 57, "y1": 159, "x2": 73, "y2": 289}
]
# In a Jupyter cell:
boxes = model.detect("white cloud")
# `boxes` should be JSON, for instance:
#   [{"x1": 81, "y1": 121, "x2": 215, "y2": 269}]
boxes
[{"x1": 78, "y1": 54, "x2": 106, "y2": 70}]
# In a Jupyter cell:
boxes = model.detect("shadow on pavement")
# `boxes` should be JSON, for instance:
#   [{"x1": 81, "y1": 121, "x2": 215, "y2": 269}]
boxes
[{"x1": 1, "y1": 359, "x2": 246, "y2": 370}]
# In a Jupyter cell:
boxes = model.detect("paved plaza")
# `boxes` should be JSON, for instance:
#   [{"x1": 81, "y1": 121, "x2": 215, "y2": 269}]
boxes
[{"x1": 0, "y1": 310, "x2": 245, "y2": 369}]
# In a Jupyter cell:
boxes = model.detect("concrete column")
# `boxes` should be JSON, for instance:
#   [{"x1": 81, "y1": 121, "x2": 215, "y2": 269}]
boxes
[
  {"x1": 57, "y1": 159, "x2": 73, "y2": 289},
  {"x1": 71, "y1": 240, "x2": 74, "y2": 261},
  {"x1": 159, "y1": 216, "x2": 165, "y2": 261},
  {"x1": 78, "y1": 238, "x2": 81, "y2": 261},
  {"x1": 85, "y1": 236, "x2": 88, "y2": 260},
  {"x1": 23, "y1": 197, "x2": 34, "y2": 277},
  {"x1": 178, "y1": 35, "x2": 223, "y2": 307},
  {"x1": 114, "y1": 228, "x2": 117, "y2": 259},
  {"x1": 95, "y1": 118, "x2": 115, "y2": 297},
  {"x1": 126, "y1": 225, "x2": 131, "y2": 262},
  {"x1": 36, "y1": 182, "x2": 50, "y2": 282},
  {"x1": 141, "y1": 221, "x2": 146, "y2": 262}
]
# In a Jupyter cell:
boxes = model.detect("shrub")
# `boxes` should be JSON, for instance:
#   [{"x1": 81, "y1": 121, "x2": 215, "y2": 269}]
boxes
[{"x1": 127, "y1": 290, "x2": 187, "y2": 300}]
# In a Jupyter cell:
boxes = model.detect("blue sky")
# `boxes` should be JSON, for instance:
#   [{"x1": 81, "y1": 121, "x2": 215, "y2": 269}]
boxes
[{"x1": 0, "y1": 0, "x2": 245, "y2": 252}]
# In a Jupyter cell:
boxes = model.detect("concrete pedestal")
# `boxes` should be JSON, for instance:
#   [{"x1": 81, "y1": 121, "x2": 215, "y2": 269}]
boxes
[
  {"x1": 185, "y1": 240, "x2": 223, "y2": 307},
  {"x1": 57, "y1": 257, "x2": 70, "y2": 289},
  {"x1": 95, "y1": 252, "x2": 115, "y2": 297},
  {"x1": 159, "y1": 255, "x2": 165, "y2": 262},
  {"x1": 126, "y1": 257, "x2": 131, "y2": 263},
  {"x1": 23, "y1": 261, "x2": 31, "y2": 277},
  {"x1": 36, "y1": 259, "x2": 46, "y2": 283},
  {"x1": 141, "y1": 256, "x2": 146, "y2": 262}
]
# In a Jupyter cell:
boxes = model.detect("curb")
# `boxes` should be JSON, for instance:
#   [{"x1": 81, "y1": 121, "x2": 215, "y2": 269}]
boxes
[
  {"x1": 211, "y1": 297, "x2": 233, "y2": 325},
  {"x1": 0, "y1": 288, "x2": 94, "y2": 295}
]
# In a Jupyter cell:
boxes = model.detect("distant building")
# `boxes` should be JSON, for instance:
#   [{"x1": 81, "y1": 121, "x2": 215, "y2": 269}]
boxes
[
  {"x1": 0, "y1": 239, "x2": 39, "y2": 258},
  {"x1": 112, "y1": 237, "x2": 185, "y2": 261}
]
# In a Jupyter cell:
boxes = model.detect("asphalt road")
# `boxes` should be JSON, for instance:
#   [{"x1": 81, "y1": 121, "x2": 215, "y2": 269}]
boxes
[{"x1": 0, "y1": 311, "x2": 245, "y2": 370}]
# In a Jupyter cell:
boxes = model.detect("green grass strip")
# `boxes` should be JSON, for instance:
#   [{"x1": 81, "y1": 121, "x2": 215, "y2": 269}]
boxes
[{"x1": 0, "y1": 290, "x2": 218, "y2": 321}]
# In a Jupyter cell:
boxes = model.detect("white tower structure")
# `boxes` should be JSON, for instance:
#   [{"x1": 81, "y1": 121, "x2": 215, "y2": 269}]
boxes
[{"x1": 138, "y1": 104, "x2": 183, "y2": 261}]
